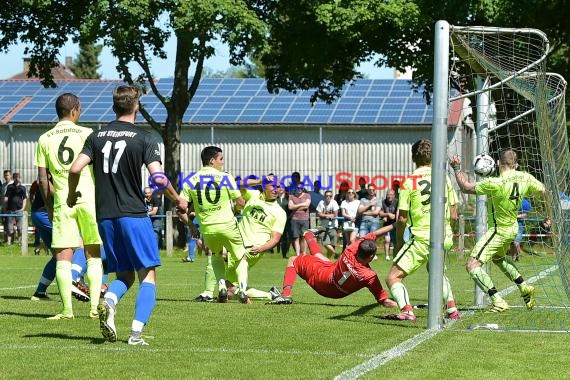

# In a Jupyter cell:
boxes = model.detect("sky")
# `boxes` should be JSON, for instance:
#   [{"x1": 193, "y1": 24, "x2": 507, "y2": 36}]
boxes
[{"x1": 0, "y1": 38, "x2": 396, "y2": 81}]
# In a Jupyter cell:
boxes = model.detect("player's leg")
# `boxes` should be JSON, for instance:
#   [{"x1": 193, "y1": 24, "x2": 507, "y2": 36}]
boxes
[
  {"x1": 269, "y1": 256, "x2": 299, "y2": 303},
  {"x1": 493, "y1": 253, "x2": 535, "y2": 310},
  {"x1": 195, "y1": 248, "x2": 216, "y2": 301},
  {"x1": 77, "y1": 204, "x2": 104, "y2": 316},
  {"x1": 31, "y1": 210, "x2": 55, "y2": 300},
  {"x1": 384, "y1": 232, "x2": 392, "y2": 261},
  {"x1": 203, "y1": 233, "x2": 229, "y2": 302},
  {"x1": 467, "y1": 229, "x2": 512, "y2": 312}
]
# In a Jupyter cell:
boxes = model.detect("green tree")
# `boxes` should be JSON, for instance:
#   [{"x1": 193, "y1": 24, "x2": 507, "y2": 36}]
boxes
[
  {"x1": 71, "y1": 42, "x2": 102, "y2": 79},
  {"x1": 0, "y1": 0, "x2": 267, "y2": 195}
]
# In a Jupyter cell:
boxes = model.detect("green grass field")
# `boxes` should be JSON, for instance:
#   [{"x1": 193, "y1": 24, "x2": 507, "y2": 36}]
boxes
[{"x1": 1, "y1": 245, "x2": 569, "y2": 379}]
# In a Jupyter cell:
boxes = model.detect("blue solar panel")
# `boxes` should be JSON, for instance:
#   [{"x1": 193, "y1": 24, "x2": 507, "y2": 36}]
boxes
[{"x1": 0, "y1": 78, "x2": 432, "y2": 125}]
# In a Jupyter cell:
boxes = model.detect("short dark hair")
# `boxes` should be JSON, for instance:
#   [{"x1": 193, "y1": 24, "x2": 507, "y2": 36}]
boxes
[
  {"x1": 356, "y1": 239, "x2": 377, "y2": 260},
  {"x1": 201, "y1": 146, "x2": 223, "y2": 166},
  {"x1": 112, "y1": 85, "x2": 140, "y2": 116},
  {"x1": 411, "y1": 139, "x2": 432, "y2": 166},
  {"x1": 55, "y1": 93, "x2": 80, "y2": 119}
]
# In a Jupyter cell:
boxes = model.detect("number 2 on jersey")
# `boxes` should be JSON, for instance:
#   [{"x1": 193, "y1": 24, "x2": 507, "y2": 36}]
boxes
[{"x1": 101, "y1": 140, "x2": 127, "y2": 173}]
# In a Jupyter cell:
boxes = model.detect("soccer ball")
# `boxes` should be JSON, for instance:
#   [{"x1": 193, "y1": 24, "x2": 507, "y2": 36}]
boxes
[{"x1": 473, "y1": 154, "x2": 495, "y2": 177}]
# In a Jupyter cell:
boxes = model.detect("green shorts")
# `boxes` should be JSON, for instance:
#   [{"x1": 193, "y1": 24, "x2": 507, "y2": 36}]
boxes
[
  {"x1": 470, "y1": 224, "x2": 518, "y2": 264},
  {"x1": 202, "y1": 224, "x2": 247, "y2": 261},
  {"x1": 393, "y1": 236, "x2": 430, "y2": 275},
  {"x1": 52, "y1": 202, "x2": 102, "y2": 248}
]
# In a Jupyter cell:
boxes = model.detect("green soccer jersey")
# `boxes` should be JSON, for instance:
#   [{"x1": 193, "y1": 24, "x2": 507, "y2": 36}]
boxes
[
  {"x1": 238, "y1": 189, "x2": 287, "y2": 247},
  {"x1": 34, "y1": 120, "x2": 96, "y2": 208},
  {"x1": 179, "y1": 166, "x2": 242, "y2": 234},
  {"x1": 399, "y1": 166, "x2": 455, "y2": 240},
  {"x1": 475, "y1": 170, "x2": 544, "y2": 228}
]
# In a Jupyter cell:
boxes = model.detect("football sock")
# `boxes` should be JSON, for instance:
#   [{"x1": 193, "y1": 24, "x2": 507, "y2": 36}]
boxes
[
  {"x1": 204, "y1": 255, "x2": 216, "y2": 294},
  {"x1": 304, "y1": 232, "x2": 322, "y2": 255},
  {"x1": 281, "y1": 266, "x2": 297, "y2": 297},
  {"x1": 389, "y1": 282, "x2": 411, "y2": 311},
  {"x1": 246, "y1": 288, "x2": 271, "y2": 300},
  {"x1": 469, "y1": 266, "x2": 495, "y2": 294},
  {"x1": 85, "y1": 257, "x2": 103, "y2": 313},
  {"x1": 36, "y1": 257, "x2": 56, "y2": 294},
  {"x1": 71, "y1": 247, "x2": 86, "y2": 282},
  {"x1": 106, "y1": 278, "x2": 129, "y2": 307},
  {"x1": 212, "y1": 254, "x2": 227, "y2": 291},
  {"x1": 236, "y1": 258, "x2": 249, "y2": 294},
  {"x1": 133, "y1": 281, "x2": 156, "y2": 326},
  {"x1": 442, "y1": 274, "x2": 456, "y2": 306},
  {"x1": 496, "y1": 256, "x2": 521, "y2": 282},
  {"x1": 187, "y1": 238, "x2": 196, "y2": 260},
  {"x1": 55, "y1": 260, "x2": 73, "y2": 315}
]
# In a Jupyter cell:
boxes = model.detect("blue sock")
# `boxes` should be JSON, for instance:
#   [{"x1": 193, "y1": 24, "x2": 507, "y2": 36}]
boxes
[
  {"x1": 106, "y1": 278, "x2": 130, "y2": 307},
  {"x1": 36, "y1": 257, "x2": 56, "y2": 293},
  {"x1": 134, "y1": 282, "x2": 156, "y2": 325},
  {"x1": 71, "y1": 248, "x2": 86, "y2": 282},
  {"x1": 188, "y1": 239, "x2": 196, "y2": 260}
]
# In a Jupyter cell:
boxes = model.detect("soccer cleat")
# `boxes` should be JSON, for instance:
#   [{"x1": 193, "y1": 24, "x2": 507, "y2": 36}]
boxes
[
  {"x1": 31, "y1": 292, "x2": 50, "y2": 301},
  {"x1": 269, "y1": 286, "x2": 282, "y2": 300},
  {"x1": 218, "y1": 288, "x2": 228, "y2": 303},
  {"x1": 486, "y1": 296, "x2": 509, "y2": 313},
  {"x1": 47, "y1": 313, "x2": 74, "y2": 320},
  {"x1": 382, "y1": 312, "x2": 417, "y2": 321},
  {"x1": 181, "y1": 257, "x2": 194, "y2": 263},
  {"x1": 385, "y1": 256, "x2": 391, "y2": 262},
  {"x1": 520, "y1": 284, "x2": 535, "y2": 310},
  {"x1": 194, "y1": 294, "x2": 214, "y2": 302},
  {"x1": 128, "y1": 336, "x2": 149, "y2": 346},
  {"x1": 267, "y1": 295, "x2": 293, "y2": 305},
  {"x1": 97, "y1": 301, "x2": 117, "y2": 342},
  {"x1": 71, "y1": 281, "x2": 90, "y2": 303},
  {"x1": 446, "y1": 311, "x2": 461, "y2": 320},
  {"x1": 238, "y1": 291, "x2": 252, "y2": 304}
]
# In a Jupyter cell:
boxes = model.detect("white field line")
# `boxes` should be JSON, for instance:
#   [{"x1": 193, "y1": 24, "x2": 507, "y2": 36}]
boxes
[{"x1": 334, "y1": 264, "x2": 559, "y2": 380}]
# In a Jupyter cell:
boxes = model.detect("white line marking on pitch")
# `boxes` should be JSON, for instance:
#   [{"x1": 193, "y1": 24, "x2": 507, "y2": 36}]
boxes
[
  {"x1": 334, "y1": 264, "x2": 559, "y2": 380},
  {"x1": 0, "y1": 285, "x2": 35, "y2": 291}
]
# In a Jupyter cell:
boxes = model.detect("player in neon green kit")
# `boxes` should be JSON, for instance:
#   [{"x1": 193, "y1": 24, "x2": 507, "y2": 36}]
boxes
[
  {"x1": 35, "y1": 93, "x2": 103, "y2": 320},
  {"x1": 384, "y1": 139, "x2": 460, "y2": 321},
  {"x1": 227, "y1": 174, "x2": 287, "y2": 301},
  {"x1": 450, "y1": 150, "x2": 546, "y2": 312},
  {"x1": 179, "y1": 146, "x2": 247, "y2": 302}
]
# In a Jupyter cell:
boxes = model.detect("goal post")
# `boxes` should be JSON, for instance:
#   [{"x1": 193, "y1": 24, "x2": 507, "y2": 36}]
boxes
[{"x1": 432, "y1": 21, "x2": 570, "y2": 332}]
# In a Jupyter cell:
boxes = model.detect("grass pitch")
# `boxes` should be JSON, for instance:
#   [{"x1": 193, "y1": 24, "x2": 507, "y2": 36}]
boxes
[{"x1": 1, "y1": 245, "x2": 569, "y2": 379}]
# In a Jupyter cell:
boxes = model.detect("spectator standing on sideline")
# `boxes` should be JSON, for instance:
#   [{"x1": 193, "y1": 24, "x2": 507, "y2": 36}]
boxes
[
  {"x1": 510, "y1": 198, "x2": 531, "y2": 261},
  {"x1": 288, "y1": 186, "x2": 311, "y2": 256},
  {"x1": 450, "y1": 150, "x2": 545, "y2": 312},
  {"x1": 68, "y1": 85, "x2": 187, "y2": 345},
  {"x1": 144, "y1": 186, "x2": 162, "y2": 248},
  {"x1": 316, "y1": 190, "x2": 339, "y2": 258},
  {"x1": 4, "y1": 172, "x2": 27, "y2": 245},
  {"x1": 340, "y1": 189, "x2": 360, "y2": 245},
  {"x1": 358, "y1": 184, "x2": 381, "y2": 237},
  {"x1": 35, "y1": 93, "x2": 103, "y2": 320},
  {"x1": 1, "y1": 169, "x2": 13, "y2": 244},
  {"x1": 379, "y1": 189, "x2": 398, "y2": 261}
]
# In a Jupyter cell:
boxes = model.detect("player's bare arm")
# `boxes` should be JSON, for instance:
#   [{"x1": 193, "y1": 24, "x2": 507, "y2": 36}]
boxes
[
  {"x1": 449, "y1": 155, "x2": 476, "y2": 194},
  {"x1": 67, "y1": 152, "x2": 91, "y2": 207}
]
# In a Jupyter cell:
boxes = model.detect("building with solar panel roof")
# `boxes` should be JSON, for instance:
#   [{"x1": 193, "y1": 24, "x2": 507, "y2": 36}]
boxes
[{"x1": 0, "y1": 75, "x2": 473, "y2": 192}]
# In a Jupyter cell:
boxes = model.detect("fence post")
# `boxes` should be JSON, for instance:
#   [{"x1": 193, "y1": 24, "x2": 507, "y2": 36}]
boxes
[
  {"x1": 165, "y1": 211, "x2": 173, "y2": 257},
  {"x1": 21, "y1": 211, "x2": 28, "y2": 256},
  {"x1": 458, "y1": 214, "x2": 464, "y2": 257}
]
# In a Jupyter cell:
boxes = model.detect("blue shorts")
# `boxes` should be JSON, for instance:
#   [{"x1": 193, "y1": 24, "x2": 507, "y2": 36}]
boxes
[
  {"x1": 31, "y1": 210, "x2": 52, "y2": 249},
  {"x1": 98, "y1": 217, "x2": 160, "y2": 273}
]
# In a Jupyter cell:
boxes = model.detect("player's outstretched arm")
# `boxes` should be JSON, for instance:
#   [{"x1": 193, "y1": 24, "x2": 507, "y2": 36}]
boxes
[
  {"x1": 449, "y1": 155, "x2": 476, "y2": 194},
  {"x1": 371, "y1": 223, "x2": 394, "y2": 239}
]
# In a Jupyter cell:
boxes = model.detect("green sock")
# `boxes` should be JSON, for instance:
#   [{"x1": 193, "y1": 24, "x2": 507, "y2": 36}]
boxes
[
  {"x1": 442, "y1": 274, "x2": 455, "y2": 304},
  {"x1": 211, "y1": 254, "x2": 226, "y2": 291},
  {"x1": 389, "y1": 282, "x2": 410, "y2": 310},
  {"x1": 56, "y1": 260, "x2": 73, "y2": 316},
  {"x1": 85, "y1": 257, "x2": 103, "y2": 313},
  {"x1": 496, "y1": 256, "x2": 521, "y2": 282},
  {"x1": 469, "y1": 266, "x2": 495, "y2": 293},
  {"x1": 246, "y1": 288, "x2": 271, "y2": 300},
  {"x1": 235, "y1": 259, "x2": 249, "y2": 293},
  {"x1": 203, "y1": 255, "x2": 216, "y2": 295}
]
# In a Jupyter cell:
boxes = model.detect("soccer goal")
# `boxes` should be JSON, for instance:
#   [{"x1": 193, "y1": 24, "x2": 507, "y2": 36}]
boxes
[{"x1": 433, "y1": 21, "x2": 570, "y2": 332}]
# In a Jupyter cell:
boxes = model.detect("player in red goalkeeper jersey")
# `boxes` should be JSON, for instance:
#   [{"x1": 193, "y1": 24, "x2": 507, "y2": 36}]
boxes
[{"x1": 269, "y1": 226, "x2": 397, "y2": 307}]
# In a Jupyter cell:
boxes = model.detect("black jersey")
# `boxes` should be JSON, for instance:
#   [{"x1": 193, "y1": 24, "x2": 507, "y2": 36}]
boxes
[{"x1": 82, "y1": 121, "x2": 162, "y2": 219}]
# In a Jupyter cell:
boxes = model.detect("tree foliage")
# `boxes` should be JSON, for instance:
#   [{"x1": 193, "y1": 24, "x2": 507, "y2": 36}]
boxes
[{"x1": 71, "y1": 42, "x2": 102, "y2": 79}]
